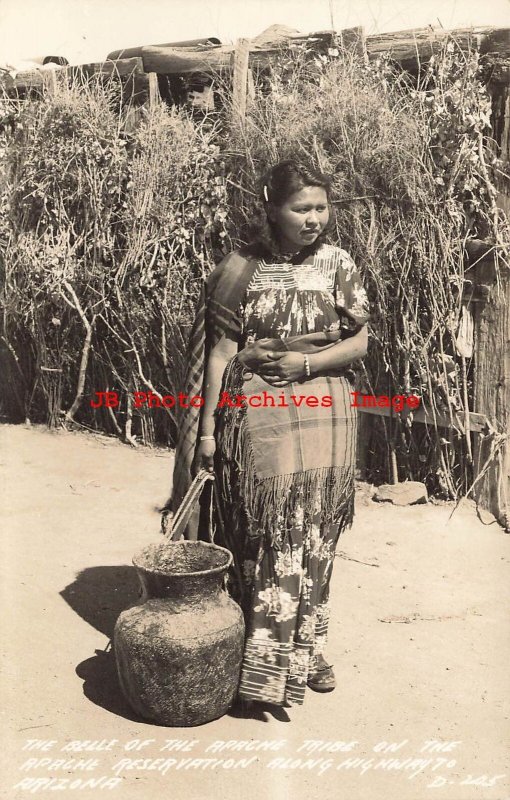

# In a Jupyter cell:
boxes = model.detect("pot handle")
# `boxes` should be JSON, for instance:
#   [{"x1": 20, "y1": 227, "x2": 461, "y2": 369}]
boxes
[{"x1": 167, "y1": 469, "x2": 215, "y2": 541}]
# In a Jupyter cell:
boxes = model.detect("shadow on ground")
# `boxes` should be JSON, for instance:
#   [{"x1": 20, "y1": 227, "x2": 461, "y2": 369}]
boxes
[
  {"x1": 76, "y1": 648, "x2": 144, "y2": 722},
  {"x1": 62, "y1": 566, "x2": 143, "y2": 720},
  {"x1": 227, "y1": 699, "x2": 290, "y2": 723},
  {"x1": 61, "y1": 565, "x2": 140, "y2": 638}
]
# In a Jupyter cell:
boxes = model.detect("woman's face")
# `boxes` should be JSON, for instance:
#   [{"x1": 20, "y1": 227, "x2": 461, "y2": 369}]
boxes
[{"x1": 270, "y1": 186, "x2": 330, "y2": 252}]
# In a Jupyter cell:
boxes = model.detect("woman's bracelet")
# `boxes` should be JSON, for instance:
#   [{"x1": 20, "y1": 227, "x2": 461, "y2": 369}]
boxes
[
  {"x1": 199, "y1": 435, "x2": 215, "y2": 442},
  {"x1": 303, "y1": 353, "x2": 311, "y2": 378}
]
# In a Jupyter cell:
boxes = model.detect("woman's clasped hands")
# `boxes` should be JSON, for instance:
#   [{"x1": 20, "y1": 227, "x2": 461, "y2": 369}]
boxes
[{"x1": 238, "y1": 339, "x2": 307, "y2": 387}]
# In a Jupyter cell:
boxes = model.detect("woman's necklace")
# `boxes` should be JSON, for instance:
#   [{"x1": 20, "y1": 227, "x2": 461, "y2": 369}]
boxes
[{"x1": 272, "y1": 248, "x2": 302, "y2": 264}]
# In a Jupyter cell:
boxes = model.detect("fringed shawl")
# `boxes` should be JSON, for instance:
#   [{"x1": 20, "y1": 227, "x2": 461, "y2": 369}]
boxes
[{"x1": 215, "y1": 358, "x2": 358, "y2": 548}]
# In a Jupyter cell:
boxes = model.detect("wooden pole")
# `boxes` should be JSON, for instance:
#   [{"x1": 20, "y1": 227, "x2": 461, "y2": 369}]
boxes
[
  {"x1": 338, "y1": 26, "x2": 368, "y2": 63},
  {"x1": 148, "y1": 72, "x2": 160, "y2": 108},
  {"x1": 501, "y1": 92, "x2": 510, "y2": 163},
  {"x1": 247, "y1": 68, "x2": 256, "y2": 106},
  {"x1": 472, "y1": 261, "x2": 510, "y2": 529},
  {"x1": 231, "y1": 38, "x2": 250, "y2": 121},
  {"x1": 42, "y1": 69, "x2": 58, "y2": 96}
]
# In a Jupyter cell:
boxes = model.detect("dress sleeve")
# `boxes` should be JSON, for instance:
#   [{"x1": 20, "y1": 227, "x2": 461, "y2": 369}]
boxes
[{"x1": 334, "y1": 250, "x2": 370, "y2": 335}]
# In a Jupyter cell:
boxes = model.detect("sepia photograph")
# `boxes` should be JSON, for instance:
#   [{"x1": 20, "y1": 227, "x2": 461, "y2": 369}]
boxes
[{"x1": 1, "y1": 1, "x2": 509, "y2": 798}]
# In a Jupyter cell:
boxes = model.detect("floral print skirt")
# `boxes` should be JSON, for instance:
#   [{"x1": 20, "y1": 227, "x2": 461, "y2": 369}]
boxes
[
  {"x1": 238, "y1": 492, "x2": 341, "y2": 705},
  {"x1": 216, "y1": 476, "x2": 349, "y2": 706}
]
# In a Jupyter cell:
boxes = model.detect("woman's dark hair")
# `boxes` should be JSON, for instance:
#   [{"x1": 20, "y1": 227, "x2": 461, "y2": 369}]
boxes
[
  {"x1": 243, "y1": 159, "x2": 334, "y2": 260},
  {"x1": 262, "y1": 159, "x2": 332, "y2": 207}
]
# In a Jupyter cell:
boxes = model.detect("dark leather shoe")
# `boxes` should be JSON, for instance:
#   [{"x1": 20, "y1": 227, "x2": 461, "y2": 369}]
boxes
[{"x1": 307, "y1": 661, "x2": 336, "y2": 692}]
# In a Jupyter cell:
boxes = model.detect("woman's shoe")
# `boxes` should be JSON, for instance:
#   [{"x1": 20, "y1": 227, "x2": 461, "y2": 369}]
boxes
[{"x1": 307, "y1": 656, "x2": 336, "y2": 692}]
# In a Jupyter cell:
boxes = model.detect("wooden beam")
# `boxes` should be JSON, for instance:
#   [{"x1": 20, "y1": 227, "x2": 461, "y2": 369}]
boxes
[
  {"x1": 1, "y1": 60, "x2": 144, "y2": 93},
  {"x1": 124, "y1": 26, "x2": 510, "y2": 78},
  {"x1": 3, "y1": 25, "x2": 510, "y2": 93},
  {"x1": 142, "y1": 45, "x2": 233, "y2": 75},
  {"x1": 480, "y1": 27, "x2": 510, "y2": 55},
  {"x1": 69, "y1": 57, "x2": 143, "y2": 79},
  {"x1": 364, "y1": 25, "x2": 506, "y2": 63},
  {"x1": 141, "y1": 30, "x2": 338, "y2": 76},
  {"x1": 357, "y1": 403, "x2": 488, "y2": 433},
  {"x1": 2, "y1": 68, "x2": 44, "y2": 90},
  {"x1": 107, "y1": 38, "x2": 221, "y2": 61}
]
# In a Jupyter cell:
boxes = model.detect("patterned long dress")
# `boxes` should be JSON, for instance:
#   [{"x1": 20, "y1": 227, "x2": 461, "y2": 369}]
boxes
[{"x1": 215, "y1": 243, "x2": 369, "y2": 706}]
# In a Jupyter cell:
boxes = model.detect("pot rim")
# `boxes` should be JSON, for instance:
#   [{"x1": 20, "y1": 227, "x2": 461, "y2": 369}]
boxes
[{"x1": 132, "y1": 540, "x2": 233, "y2": 578}]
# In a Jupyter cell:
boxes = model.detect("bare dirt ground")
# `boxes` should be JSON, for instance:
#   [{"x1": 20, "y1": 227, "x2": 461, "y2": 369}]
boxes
[{"x1": 1, "y1": 423, "x2": 509, "y2": 800}]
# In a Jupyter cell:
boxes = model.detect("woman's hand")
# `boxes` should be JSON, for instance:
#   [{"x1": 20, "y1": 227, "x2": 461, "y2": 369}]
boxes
[
  {"x1": 192, "y1": 439, "x2": 216, "y2": 476},
  {"x1": 238, "y1": 339, "x2": 284, "y2": 372},
  {"x1": 259, "y1": 352, "x2": 306, "y2": 386}
]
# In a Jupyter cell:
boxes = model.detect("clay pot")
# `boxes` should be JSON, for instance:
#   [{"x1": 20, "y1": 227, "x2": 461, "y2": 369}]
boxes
[{"x1": 114, "y1": 540, "x2": 245, "y2": 727}]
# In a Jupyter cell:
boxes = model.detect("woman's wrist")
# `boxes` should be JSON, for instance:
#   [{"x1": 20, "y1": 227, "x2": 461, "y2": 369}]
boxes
[
  {"x1": 199, "y1": 424, "x2": 215, "y2": 437},
  {"x1": 236, "y1": 350, "x2": 247, "y2": 367},
  {"x1": 199, "y1": 416, "x2": 216, "y2": 438}
]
